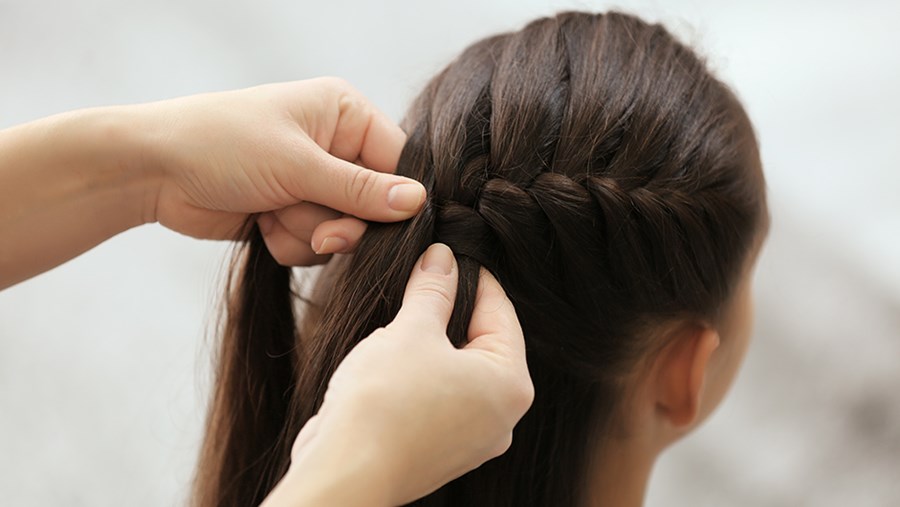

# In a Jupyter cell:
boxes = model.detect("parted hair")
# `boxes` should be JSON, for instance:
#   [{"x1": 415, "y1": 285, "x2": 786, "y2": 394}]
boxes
[{"x1": 194, "y1": 10, "x2": 767, "y2": 507}]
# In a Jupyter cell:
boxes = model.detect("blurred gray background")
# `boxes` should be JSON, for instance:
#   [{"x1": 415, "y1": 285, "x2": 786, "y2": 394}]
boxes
[{"x1": 1, "y1": 0, "x2": 898, "y2": 505}]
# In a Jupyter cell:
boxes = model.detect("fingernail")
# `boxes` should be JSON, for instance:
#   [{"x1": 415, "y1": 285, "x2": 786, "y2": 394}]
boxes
[
  {"x1": 316, "y1": 236, "x2": 348, "y2": 255},
  {"x1": 387, "y1": 183, "x2": 425, "y2": 212},
  {"x1": 421, "y1": 243, "x2": 453, "y2": 275},
  {"x1": 257, "y1": 214, "x2": 274, "y2": 234}
]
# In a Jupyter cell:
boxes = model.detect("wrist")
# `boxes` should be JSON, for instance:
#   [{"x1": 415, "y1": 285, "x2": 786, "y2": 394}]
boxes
[
  {"x1": 80, "y1": 105, "x2": 164, "y2": 226},
  {"x1": 45, "y1": 106, "x2": 163, "y2": 228},
  {"x1": 262, "y1": 419, "x2": 396, "y2": 507}
]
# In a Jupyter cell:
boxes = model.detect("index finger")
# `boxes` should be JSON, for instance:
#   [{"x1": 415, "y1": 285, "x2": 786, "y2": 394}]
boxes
[
  {"x1": 464, "y1": 269, "x2": 526, "y2": 362},
  {"x1": 328, "y1": 80, "x2": 407, "y2": 174}
]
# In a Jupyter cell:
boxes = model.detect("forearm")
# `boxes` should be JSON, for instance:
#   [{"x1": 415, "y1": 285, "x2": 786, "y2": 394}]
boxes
[{"x1": 0, "y1": 107, "x2": 160, "y2": 289}]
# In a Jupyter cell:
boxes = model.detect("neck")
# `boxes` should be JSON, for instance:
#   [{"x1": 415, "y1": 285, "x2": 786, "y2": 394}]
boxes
[{"x1": 582, "y1": 434, "x2": 657, "y2": 507}]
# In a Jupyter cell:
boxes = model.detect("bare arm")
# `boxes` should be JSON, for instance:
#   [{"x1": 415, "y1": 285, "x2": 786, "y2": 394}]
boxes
[
  {"x1": 0, "y1": 78, "x2": 424, "y2": 290},
  {"x1": 0, "y1": 107, "x2": 155, "y2": 288}
]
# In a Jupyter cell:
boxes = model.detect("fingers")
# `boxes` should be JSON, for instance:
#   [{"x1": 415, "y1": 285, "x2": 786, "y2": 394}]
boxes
[
  {"x1": 311, "y1": 216, "x2": 368, "y2": 255},
  {"x1": 327, "y1": 79, "x2": 408, "y2": 174},
  {"x1": 258, "y1": 212, "x2": 331, "y2": 266},
  {"x1": 273, "y1": 202, "x2": 342, "y2": 239},
  {"x1": 282, "y1": 78, "x2": 424, "y2": 223},
  {"x1": 296, "y1": 151, "x2": 426, "y2": 223},
  {"x1": 290, "y1": 414, "x2": 323, "y2": 464},
  {"x1": 465, "y1": 269, "x2": 534, "y2": 417},
  {"x1": 392, "y1": 244, "x2": 459, "y2": 333},
  {"x1": 464, "y1": 269, "x2": 526, "y2": 362},
  {"x1": 258, "y1": 202, "x2": 371, "y2": 264}
]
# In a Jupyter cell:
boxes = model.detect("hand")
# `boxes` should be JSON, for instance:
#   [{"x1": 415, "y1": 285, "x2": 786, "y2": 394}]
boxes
[
  {"x1": 0, "y1": 77, "x2": 417, "y2": 287},
  {"x1": 141, "y1": 77, "x2": 424, "y2": 264},
  {"x1": 260, "y1": 244, "x2": 535, "y2": 507}
]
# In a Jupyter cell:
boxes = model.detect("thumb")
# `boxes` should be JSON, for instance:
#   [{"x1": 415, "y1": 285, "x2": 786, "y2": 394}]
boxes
[
  {"x1": 392, "y1": 243, "x2": 459, "y2": 333},
  {"x1": 290, "y1": 414, "x2": 323, "y2": 464},
  {"x1": 298, "y1": 150, "x2": 426, "y2": 222},
  {"x1": 464, "y1": 269, "x2": 526, "y2": 362}
]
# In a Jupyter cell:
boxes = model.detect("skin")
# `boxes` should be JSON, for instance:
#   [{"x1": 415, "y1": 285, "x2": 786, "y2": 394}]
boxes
[
  {"x1": 584, "y1": 249, "x2": 763, "y2": 507},
  {"x1": 0, "y1": 78, "x2": 534, "y2": 505},
  {"x1": 263, "y1": 244, "x2": 533, "y2": 507},
  {"x1": 0, "y1": 77, "x2": 423, "y2": 289}
]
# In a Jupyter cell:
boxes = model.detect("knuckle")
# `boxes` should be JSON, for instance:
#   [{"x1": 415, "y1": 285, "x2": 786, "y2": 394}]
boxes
[
  {"x1": 320, "y1": 75, "x2": 351, "y2": 91},
  {"x1": 489, "y1": 433, "x2": 514, "y2": 459},
  {"x1": 263, "y1": 239, "x2": 289, "y2": 266},
  {"x1": 341, "y1": 230, "x2": 365, "y2": 251},
  {"x1": 334, "y1": 80, "x2": 368, "y2": 119},
  {"x1": 512, "y1": 377, "x2": 536, "y2": 415},
  {"x1": 413, "y1": 279, "x2": 455, "y2": 307},
  {"x1": 501, "y1": 373, "x2": 535, "y2": 419},
  {"x1": 344, "y1": 167, "x2": 378, "y2": 207},
  {"x1": 310, "y1": 76, "x2": 352, "y2": 97},
  {"x1": 266, "y1": 240, "x2": 315, "y2": 267},
  {"x1": 268, "y1": 249, "x2": 293, "y2": 267}
]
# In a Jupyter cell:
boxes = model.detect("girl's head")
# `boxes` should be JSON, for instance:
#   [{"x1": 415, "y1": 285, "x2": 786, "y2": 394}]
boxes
[{"x1": 195, "y1": 10, "x2": 768, "y2": 507}]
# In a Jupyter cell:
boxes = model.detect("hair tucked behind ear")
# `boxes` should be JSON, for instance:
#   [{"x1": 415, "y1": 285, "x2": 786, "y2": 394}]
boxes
[{"x1": 194, "y1": 11, "x2": 767, "y2": 507}]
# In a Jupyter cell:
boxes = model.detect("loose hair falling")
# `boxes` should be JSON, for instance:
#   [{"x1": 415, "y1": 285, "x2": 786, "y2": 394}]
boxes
[{"x1": 193, "y1": 11, "x2": 768, "y2": 507}]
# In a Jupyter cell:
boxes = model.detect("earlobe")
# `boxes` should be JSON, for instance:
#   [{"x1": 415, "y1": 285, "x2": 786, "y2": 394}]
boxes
[{"x1": 654, "y1": 325, "x2": 720, "y2": 429}]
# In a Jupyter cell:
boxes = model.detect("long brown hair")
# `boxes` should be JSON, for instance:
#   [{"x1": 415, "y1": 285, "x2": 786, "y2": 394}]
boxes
[{"x1": 194, "y1": 11, "x2": 767, "y2": 506}]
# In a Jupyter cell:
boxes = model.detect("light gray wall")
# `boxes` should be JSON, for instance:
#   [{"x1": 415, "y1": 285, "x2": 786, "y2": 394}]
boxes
[{"x1": 1, "y1": 1, "x2": 898, "y2": 505}]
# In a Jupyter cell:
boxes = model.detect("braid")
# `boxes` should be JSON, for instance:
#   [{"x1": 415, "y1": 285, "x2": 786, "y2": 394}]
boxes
[
  {"x1": 197, "y1": 11, "x2": 769, "y2": 507},
  {"x1": 433, "y1": 163, "x2": 742, "y2": 368},
  {"x1": 193, "y1": 9, "x2": 770, "y2": 507},
  {"x1": 424, "y1": 11, "x2": 764, "y2": 507}
]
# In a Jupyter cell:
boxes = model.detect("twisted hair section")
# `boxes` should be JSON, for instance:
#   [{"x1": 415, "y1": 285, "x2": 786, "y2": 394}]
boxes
[{"x1": 194, "y1": 10, "x2": 767, "y2": 507}]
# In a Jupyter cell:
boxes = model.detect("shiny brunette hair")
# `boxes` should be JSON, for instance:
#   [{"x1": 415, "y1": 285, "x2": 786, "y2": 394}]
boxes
[{"x1": 194, "y1": 11, "x2": 767, "y2": 507}]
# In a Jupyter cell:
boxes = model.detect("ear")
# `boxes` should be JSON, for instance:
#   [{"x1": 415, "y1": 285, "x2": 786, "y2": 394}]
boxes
[{"x1": 653, "y1": 324, "x2": 720, "y2": 429}]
